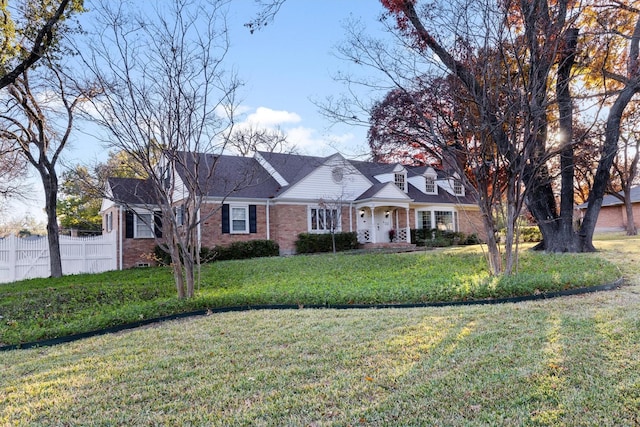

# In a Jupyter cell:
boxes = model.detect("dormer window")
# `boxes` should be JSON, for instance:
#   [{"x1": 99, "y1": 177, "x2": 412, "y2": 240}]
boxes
[
  {"x1": 425, "y1": 176, "x2": 436, "y2": 194},
  {"x1": 453, "y1": 180, "x2": 464, "y2": 196},
  {"x1": 394, "y1": 172, "x2": 406, "y2": 191}
]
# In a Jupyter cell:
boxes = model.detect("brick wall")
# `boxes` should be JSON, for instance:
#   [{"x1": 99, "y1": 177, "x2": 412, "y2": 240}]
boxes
[
  {"x1": 592, "y1": 204, "x2": 640, "y2": 232},
  {"x1": 458, "y1": 208, "x2": 486, "y2": 240},
  {"x1": 199, "y1": 202, "x2": 269, "y2": 249},
  {"x1": 122, "y1": 238, "x2": 157, "y2": 268},
  {"x1": 270, "y1": 204, "x2": 308, "y2": 254}
]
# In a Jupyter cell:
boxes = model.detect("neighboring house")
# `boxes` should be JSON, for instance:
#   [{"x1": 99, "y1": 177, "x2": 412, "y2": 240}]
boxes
[
  {"x1": 101, "y1": 151, "x2": 484, "y2": 269},
  {"x1": 576, "y1": 185, "x2": 640, "y2": 232}
]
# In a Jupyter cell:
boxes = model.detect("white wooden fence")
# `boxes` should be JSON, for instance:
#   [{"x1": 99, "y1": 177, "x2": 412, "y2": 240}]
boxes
[{"x1": 0, "y1": 234, "x2": 117, "y2": 284}]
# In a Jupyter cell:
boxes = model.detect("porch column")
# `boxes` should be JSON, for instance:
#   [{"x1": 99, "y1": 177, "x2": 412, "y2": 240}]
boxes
[
  {"x1": 405, "y1": 208, "x2": 411, "y2": 243},
  {"x1": 370, "y1": 206, "x2": 376, "y2": 243}
]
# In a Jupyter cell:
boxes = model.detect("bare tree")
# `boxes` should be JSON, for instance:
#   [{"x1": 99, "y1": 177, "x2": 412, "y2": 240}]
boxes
[
  {"x1": 228, "y1": 125, "x2": 292, "y2": 156},
  {"x1": 0, "y1": 138, "x2": 27, "y2": 204},
  {"x1": 0, "y1": 59, "x2": 91, "y2": 277},
  {"x1": 83, "y1": 0, "x2": 241, "y2": 298},
  {"x1": 605, "y1": 106, "x2": 640, "y2": 235}
]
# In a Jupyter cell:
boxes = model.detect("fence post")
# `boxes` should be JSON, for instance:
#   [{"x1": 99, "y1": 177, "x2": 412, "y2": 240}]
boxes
[{"x1": 8, "y1": 235, "x2": 17, "y2": 283}]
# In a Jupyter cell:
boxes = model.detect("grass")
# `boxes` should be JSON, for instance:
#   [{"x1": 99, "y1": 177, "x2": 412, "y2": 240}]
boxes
[
  {"x1": 0, "y1": 237, "x2": 637, "y2": 425},
  {"x1": 0, "y1": 235, "x2": 637, "y2": 425},
  {"x1": 0, "y1": 246, "x2": 620, "y2": 346}
]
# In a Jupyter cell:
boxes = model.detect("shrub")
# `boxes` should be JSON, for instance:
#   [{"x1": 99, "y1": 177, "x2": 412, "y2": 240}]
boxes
[
  {"x1": 153, "y1": 241, "x2": 277, "y2": 266},
  {"x1": 295, "y1": 232, "x2": 360, "y2": 253},
  {"x1": 497, "y1": 226, "x2": 542, "y2": 243},
  {"x1": 520, "y1": 226, "x2": 542, "y2": 242},
  {"x1": 212, "y1": 240, "x2": 280, "y2": 261},
  {"x1": 411, "y1": 229, "x2": 480, "y2": 247}
]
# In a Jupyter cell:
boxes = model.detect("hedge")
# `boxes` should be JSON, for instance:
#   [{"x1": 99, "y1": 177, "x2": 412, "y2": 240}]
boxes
[
  {"x1": 411, "y1": 228, "x2": 481, "y2": 247},
  {"x1": 154, "y1": 239, "x2": 279, "y2": 265},
  {"x1": 295, "y1": 232, "x2": 360, "y2": 254}
]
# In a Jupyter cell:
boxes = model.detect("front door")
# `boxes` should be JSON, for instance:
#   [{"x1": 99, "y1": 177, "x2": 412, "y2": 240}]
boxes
[{"x1": 375, "y1": 208, "x2": 393, "y2": 243}]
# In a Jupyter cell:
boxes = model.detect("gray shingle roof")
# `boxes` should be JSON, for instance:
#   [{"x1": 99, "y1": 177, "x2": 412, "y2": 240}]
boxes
[
  {"x1": 256, "y1": 151, "x2": 327, "y2": 185},
  {"x1": 108, "y1": 177, "x2": 158, "y2": 205},
  {"x1": 174, "y1": 151, "x2": 281, "y2": 199},
  {"x1": 577, "y1": 185, "x2": 640, "y2": 209}
]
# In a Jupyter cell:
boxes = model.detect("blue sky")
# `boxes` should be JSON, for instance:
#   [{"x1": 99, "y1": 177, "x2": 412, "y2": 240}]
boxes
[
  {"x1": 7, "y1": 0, "x2": 393, "y2": 224},
  {"x1": 223, "y1": 0, "x2": 389, "y2": 157}
]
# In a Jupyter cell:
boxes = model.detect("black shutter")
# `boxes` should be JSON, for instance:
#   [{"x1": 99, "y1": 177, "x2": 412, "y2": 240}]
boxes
[
  {"x1": 222, "y1": 204, "x2": 230, "y2": 233},
  {"x1": 125, "y1": 210, "x2": 134, "y2": 238},
  {"x1": 154, "y1": 211, "x2": 163, "y2": 238},
  {"x1": 249, "y1": 205, "x2": 257, "y2": 233}
]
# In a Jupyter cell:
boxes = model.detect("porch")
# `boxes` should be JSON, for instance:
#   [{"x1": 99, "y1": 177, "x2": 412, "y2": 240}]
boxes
[{"x1": 355, "y1": 204, "x2": 412, "y2": 245}]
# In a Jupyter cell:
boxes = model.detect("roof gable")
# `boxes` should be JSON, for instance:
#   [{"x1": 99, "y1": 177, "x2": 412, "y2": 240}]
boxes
[
  {"x1": 356, "y1": 182, "x2": 412, "y2": 202},
  {"x1": 276, "y1": 153, "x2": 372, "y2": 200},
  {"x1": 107, "y1": 177, "x2": 158, "y2": 206}
]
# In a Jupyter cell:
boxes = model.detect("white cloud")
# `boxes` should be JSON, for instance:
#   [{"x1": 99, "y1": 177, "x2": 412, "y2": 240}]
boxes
[
  {"x1": 244, "y1": 107, "x2": 302, "y2": 127},
  {"x1": 232, "y1": 106, "x2": 363, "y2": 157}
]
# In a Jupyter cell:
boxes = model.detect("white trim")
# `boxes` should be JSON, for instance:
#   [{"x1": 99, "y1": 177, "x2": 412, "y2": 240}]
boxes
[
  {"x1": 229, "y1": 204, "x2": 250, "y2": 234},
  {"x1": 134, "y1": 212, "x2": 155, "y2": 239},
  {"x1": 119, "y1": 207, "x2": 123, "y2": 270},
  {"x1": 254, "y1": 152, "x2": 289, "y2": 186},
  {"x1": 308, "y1": 205, "x2": 341, "y2": 233},
  {"x1": 266, "y1": 199, "x2": 270, "y2": 240}
]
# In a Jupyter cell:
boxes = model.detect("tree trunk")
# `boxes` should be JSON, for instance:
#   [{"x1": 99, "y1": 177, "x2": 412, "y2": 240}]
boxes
[
  {"x1": 41, "y1": 167, "x2": 63, "y2": 277},
  {"x1": 624, "y1": 196, "x2": 638, "y2": 235},
  {"x1": 478, "y1": 198, "x2": 502, "y2": 276},
  {"x1": 580, "y1": 84, "x2": 640, "y2": 247}
]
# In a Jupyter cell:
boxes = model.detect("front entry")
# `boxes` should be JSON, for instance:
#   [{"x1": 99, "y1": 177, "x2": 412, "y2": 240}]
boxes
[{"x1": 375, "y1": 208, "x2": 393, "y2": 243}]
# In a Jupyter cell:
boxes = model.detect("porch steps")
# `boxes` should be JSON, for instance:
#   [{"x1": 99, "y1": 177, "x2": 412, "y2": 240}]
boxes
[{"x1": 360, "y1": 242, "x2": 417, "y2": 253}]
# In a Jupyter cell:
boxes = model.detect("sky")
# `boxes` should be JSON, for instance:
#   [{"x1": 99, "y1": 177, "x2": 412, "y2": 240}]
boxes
[{"x1": 5, "y1": 0, "x2": 394, "y2": 225}]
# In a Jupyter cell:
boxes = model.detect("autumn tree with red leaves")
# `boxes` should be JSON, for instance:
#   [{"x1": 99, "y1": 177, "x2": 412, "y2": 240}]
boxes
[{"x1": 377, "y1": 0, "x2": 640, "y2": 260}]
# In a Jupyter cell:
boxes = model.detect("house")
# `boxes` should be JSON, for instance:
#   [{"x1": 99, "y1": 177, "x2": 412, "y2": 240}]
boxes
[
  {"x1": 101, "y1": 151, "x2": 484, "y2": 269},
  {"x1": 576, "y1": 185, "x2": 640, "y2": 232}
]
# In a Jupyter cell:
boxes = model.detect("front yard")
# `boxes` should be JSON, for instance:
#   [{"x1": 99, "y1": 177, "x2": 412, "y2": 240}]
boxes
[
  {"x1": 0, "y1": 245, "x2": 620, "y2": 346},
  {"x1": 0, "y1": 237, "x2": 638, "y2": 425}
]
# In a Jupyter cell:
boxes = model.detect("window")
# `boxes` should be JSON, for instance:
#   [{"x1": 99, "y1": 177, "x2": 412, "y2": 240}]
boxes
[
  {"x1": 231, "y1": 206, "x2": 248, "y2": 233},
  {"x1": 310, "y1": 207, "x2": 339, "y2": 232},
  {"x1": 135, "y1": 213, "x2": 154, "y2": 238},
  {"x1": 106, "y1": 212, "x2": 113, "y2": 232},
  {"x1": 419, "y1": 211, "x2": 432, "y2": 229},
  {"x1": 453, "y1": 180, "x2": 464, "y2": 196},
  {"x1": 425, "y1": 177, "x2": 436, "y2": 194},
  {"x1": 394, "y1": 173, "x2": 406, "y2": 191},
  {"x1": 435, "y1": 211, "x2": 455, "y2": 231},
  {"x1": 222, "y1": 204, "x2": 257, "y2": 234},
  {"x1": 175, "y1": 205, "x2": 185, "y2": 226}
]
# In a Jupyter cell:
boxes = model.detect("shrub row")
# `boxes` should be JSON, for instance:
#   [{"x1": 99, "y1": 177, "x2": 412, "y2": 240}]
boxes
[
  {"x1": 154, "y1": 239, "x2": 279, "y2": 265},
  {"x1": 295, "y1": 232, "x2": 360, "y2": 254},
  {"x1": 411, "y1": 228, "x2": 481, "y2": 247}
]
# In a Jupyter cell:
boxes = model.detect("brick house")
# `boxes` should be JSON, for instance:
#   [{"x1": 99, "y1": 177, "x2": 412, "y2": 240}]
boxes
[
  {"x1": 576, "y1": 185, "x2": 640, "y2": 232},
  {"x1": 101, "y1": 151, "x2": 483, "y2": 269}
]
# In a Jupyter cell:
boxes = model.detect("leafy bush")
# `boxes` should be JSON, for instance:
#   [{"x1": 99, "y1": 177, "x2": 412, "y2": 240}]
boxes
[
  {"x1": 295, "y1": 232, "x2": 360, "y2": 253},
  {"x1": 520, "y1": 226, "x2": 542, "y2": 242},
  {"x1": 212, "y1": 240, "x2": 280, "y2": 261},
  {"x1": 411, "y1": 229, "x2": 481, "y2": 247},
  {"x1": 153, "y1": 240, "x2": 277, "y2": 265},
  {"x1": 497, "y1": 226, "x2": 542, "y2": 243}
]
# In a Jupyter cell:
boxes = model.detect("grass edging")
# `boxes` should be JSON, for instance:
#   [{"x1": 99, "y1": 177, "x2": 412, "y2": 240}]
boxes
[{"x1": 0, "y1": 278, "x2": 623, "y2": 352}]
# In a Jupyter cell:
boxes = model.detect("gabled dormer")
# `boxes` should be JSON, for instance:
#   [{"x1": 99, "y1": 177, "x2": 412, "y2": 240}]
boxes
[
  {"x1": 374, "y1": 164, "x2": 408, "y2": 193},
  {"x1": 407, "y1": 166, "x2": 438, "y2": 195},
  {"x1": 438, "y1": 172, "x2": 465, "y2": 197},
  {"x1": 425, "y1": 167, "x2": 437, "y2": 195}
]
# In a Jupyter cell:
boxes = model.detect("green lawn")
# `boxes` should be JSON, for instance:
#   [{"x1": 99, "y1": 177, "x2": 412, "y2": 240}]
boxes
[
  {"x1": 0, "y1": 238, "x2": 638, "y2": 426},
  {"x1": 0, "y1": 246, "x2": 620, "y2": 346}
]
